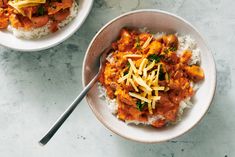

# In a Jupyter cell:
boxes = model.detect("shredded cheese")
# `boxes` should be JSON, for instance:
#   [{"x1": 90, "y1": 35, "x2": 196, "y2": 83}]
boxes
[
  {"x1": 118, "y1": 55, "x2": 163, "y2": 112},
  {"x1": 8, "y1": 0, "x2": 46, "y2": 16},
  {"x1": 152, "y1": 86, "x2": 165, "y2": 90},
  {"x1": 153, "y1": 64, "x2": 161, "y2": 85},
  {"x1": 126, "y1": 68, "x2": 133, "y2": 85},
  {"x1": 152, "y1": 99, "x2": 156, "y2": 109},
  {"x1": 133, "y1": 75, "x2": 152, "y2": 92},
  {"x1": 123, "y1": 54, "x2": 142, "y2": 58},
  {"x1": 143, "y1": 68, "x2": 147, "y2": 78},
  {"x1": 117, "y1": 74, "x2": 129, "y2": 83},
  {"x1": 148, "y1": 94, "x2": 153, "y2": 114},
  {"x1": 128, "y1": 59, "x2": 138, "y2": 74},
  {"x1": 146, "y1": 60, "x2": 156, "y2": 71},
  {"x1": 142, "y1": 36, "x2": 153, "y2": 49},
  {"x1": 138, "y1": 58, "x2": 148, "y2": 75},
  {"x1": 129, "y1": 79, "x2": 139, "y2": 92},
  {"x1": 129, "y1": 92, "x2": 151, "y2": 103}
]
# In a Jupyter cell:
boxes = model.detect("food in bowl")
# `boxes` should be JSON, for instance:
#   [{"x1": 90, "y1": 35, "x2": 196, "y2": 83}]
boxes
[
  {"x1": 98, "y1": 28, "x2": 204, "y2": 128},
  {"x1": 0, "y1": 0, "x2": 78, "y2": 39}
]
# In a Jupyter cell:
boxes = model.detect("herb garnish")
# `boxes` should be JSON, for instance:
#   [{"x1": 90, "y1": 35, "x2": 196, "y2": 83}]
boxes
[
  {"x1": 147, "y1": 54, "x2": 161, "y2": 62},
  {"x1": 37, "y1": 6, "x2": 45, "y2": 16},
  {"x1": 126, "y1": 62, "x2": 130, "y2": 68},
  {"x1": 124, "y1": 71, "x2": 128, "y2": 76},
  {"x1": 159, "y1": 67, "x2": 165, "y2": 81},
  {"x1": 136, "y1": 100, "x2": 147, "y2": 111},
  {"x1": 163, "y1": 48, "x2": 169, "y2": 54},
  {"x1": 169, "y1": 47, "x2": 177, "y2": 51},
  {"x1": 135, "y1": 37, "x2": 141, "y2": 49}
]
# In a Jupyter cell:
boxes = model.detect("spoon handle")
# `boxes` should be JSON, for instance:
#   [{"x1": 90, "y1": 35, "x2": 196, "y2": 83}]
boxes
[{"x1": 39, "y1": 74, "x2": 99, "y2": 146}]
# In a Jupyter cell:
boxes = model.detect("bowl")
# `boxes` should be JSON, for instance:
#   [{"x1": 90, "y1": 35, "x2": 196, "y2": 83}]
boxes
[
  {"x1": 82, "y1": 9, "x2": 216, "y2": 143},
  {"x1": 0, "y1": 0, "x2": 93, "y2": 52}
]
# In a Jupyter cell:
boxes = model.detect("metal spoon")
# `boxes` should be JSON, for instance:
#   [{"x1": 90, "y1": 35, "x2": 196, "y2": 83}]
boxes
[{"x1": 39, "y1": 46, "x2": 111, "y2": 146}]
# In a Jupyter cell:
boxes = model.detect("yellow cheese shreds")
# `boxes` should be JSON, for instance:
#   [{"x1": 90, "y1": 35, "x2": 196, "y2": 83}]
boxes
[
  {"x1": 120, "y1": 66, "x2": 129, "y2": 77},
  {"x1": 12, "y1": 0, "x2": 46, "y2": 5},
  {"x1": 129, "y1": 79, "x2": 139, "y2": 92},
  {"x1": 141, "y1": 91, "x2": 148, "y2": 98},
  {"x1": 126, "y1": 68, "x2": 133, "y2": 85},
  {"x1": 153, "y1": 64, "x2": 161, "y2": 85},
  {"x1": 152, "y1": 86, "x2": 165, "y2": 90},
  {"x1": 148, "y1": 103, "x2": 153, "y2": 114},
  {"x1": 154, "y1": 90, "x2": 158, "y2": 97},
  {"x1": 152, "y1": 99, "x2": 156, "y2": 109},
  {"x1": 165, "y1": 72, "x2": 169, "y2": 82},
  {"x1": 117, "y1": 74, "x2": 129, "y2": 83},
  {"x1": 147, "y1": 94, "x2": 153, "y2": 114},
  {"x1": 146, "y1": 60, "x2": 156, "y2": 71},
  {"x1": 8, "y1": 1, "x2": 24, "y2": 15},
  {"x1": 139, "y1": 86, "x2": 150, "y2": 95},
  {"x1": 14, "y1": 3, "x2": 39, "y2": 8},
  {"x1": 8, "y1": 0, "x2": 46, "y2": 15},
  {"x1": 128, "y1": 59, "x2": 138, "y2": 74},
  {"x1": 153, "y1": 96, "x2": 161, "y2": 101},
  {"x1": 133, "y1": 75, "x2": 152, "y2": 92},
  {"x1": 147, "y1": 70, "x2": 156, "y2": 86},
  {"x1": 152, "y1": 96, "x2": 161, "y2": 109},
  {"x1": 143, "y1": 68, "x2": 147, "y2": 78},
  {"x1": 142, "y1": 36, "x2": 153, "y2": 49},
  {"x1": 150, "y1": 70, "x2": 156, "y2": 80},
  {"x1": 123, "y1": 54, "x2": 142, "y2": 58},
  {"x1": 138, "y1": 58, "x2": 148, "y2": 75},
  {"x1": 129, "y1": 92, "x2": 151, "y2": 103}
]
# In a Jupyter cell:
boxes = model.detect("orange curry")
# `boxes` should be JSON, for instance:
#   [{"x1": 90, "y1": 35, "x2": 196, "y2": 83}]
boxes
[
  {"x1": 0, "y1": 0, "x2": 73, "y2": 32},
  {"x1": 99, "y1": 28, "x2": 204, "y2": 128}
]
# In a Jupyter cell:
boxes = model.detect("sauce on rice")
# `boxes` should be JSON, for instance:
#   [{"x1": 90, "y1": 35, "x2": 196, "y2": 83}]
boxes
[
  {"x1": 99, "y1": 28, "x2": 204, "y2": 128},
  {"x1": 0, "y1": 0, "x2": 78, "y2": 38}
]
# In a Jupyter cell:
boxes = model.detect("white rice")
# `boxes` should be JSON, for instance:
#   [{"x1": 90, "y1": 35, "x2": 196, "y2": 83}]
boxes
[
  {"x1": 7, "y1": 0, "x2": 79, "y2": 39},
  {"x1": 177, "y1": 35, "x2": 201, "y2": 65},
  {"x1": 98, "y1": 83, "x2": 118, "y2": 114},
  {"x1": 98, "y1": 33, "x2": 202, "y2": 126}
]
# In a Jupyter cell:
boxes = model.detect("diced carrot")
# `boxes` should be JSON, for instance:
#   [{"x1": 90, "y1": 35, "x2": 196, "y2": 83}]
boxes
[
  {"x1": 151, "y1": 119, "x2": 166, "y2": 128},
  {"x1": 31, "y1": 15, "x2": 49, "y2": 28},
  {"x1": 53, "y1": 9, "x2": 69, "y2": 21},
  {"x1": 49, "y1": 21, "x2": 58, "y2": 33},
  {"x1": 47, "y1": 2, "x2": 64, "y2": 15}
]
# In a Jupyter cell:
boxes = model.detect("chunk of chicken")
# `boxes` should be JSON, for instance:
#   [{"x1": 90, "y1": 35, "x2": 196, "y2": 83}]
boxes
[
  {"x1": 147, "y1": 40, "x2": 162, "y2": 55},
  {"x1": 180, "y1": 50, "x2": 192, "y2": 64},
  {"x1": 185, "y1": 65, "x2": 204, "y2": 82},
  {"x1": 163, "y1": 34, "x2": 178, "y2": 49},
  {"x1": 31, "y1": 15, "x2": 49, "y2": 28}
]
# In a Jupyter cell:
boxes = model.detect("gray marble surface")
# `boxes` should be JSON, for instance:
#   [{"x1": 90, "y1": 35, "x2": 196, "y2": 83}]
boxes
[{"x1": 0, "y1": 0, "x2": 234, "y2": 156}]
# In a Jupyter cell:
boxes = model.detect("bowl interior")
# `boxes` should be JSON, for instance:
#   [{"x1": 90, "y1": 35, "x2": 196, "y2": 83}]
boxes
[
  {"x1": 83, "y1": 10, "x2": 216, "y2": 142},
  {"x1": 0, "y1": 0, "x2": 93, "y2": 51}
]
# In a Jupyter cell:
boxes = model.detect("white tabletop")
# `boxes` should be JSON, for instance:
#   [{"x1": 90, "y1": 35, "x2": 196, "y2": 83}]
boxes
[{"x1": 0, "y1": 0, "x2": 234, "y2": 156}]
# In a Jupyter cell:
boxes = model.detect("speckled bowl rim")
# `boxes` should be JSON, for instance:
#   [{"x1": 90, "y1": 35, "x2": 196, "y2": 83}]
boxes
[
  {"x1": 82, "y1": 9, "x2": 216, "y2": 143},
  {"x1": 0, "y1": 0, "x2": 93, "y2": 52}
]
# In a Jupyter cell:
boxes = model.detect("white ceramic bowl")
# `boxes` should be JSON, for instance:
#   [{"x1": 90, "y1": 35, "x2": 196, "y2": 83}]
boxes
[
  {"x1": 0, "y1": 0, "x2": 93, "y2": 51},
  {"x1": 82, "y1": 10, "x2": 216, "y2": 143}
]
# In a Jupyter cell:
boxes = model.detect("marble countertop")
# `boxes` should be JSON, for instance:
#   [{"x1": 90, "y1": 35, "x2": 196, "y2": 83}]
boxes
[{"x1": 0, "y1": 0, "x2": 234, "y2": 156}]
